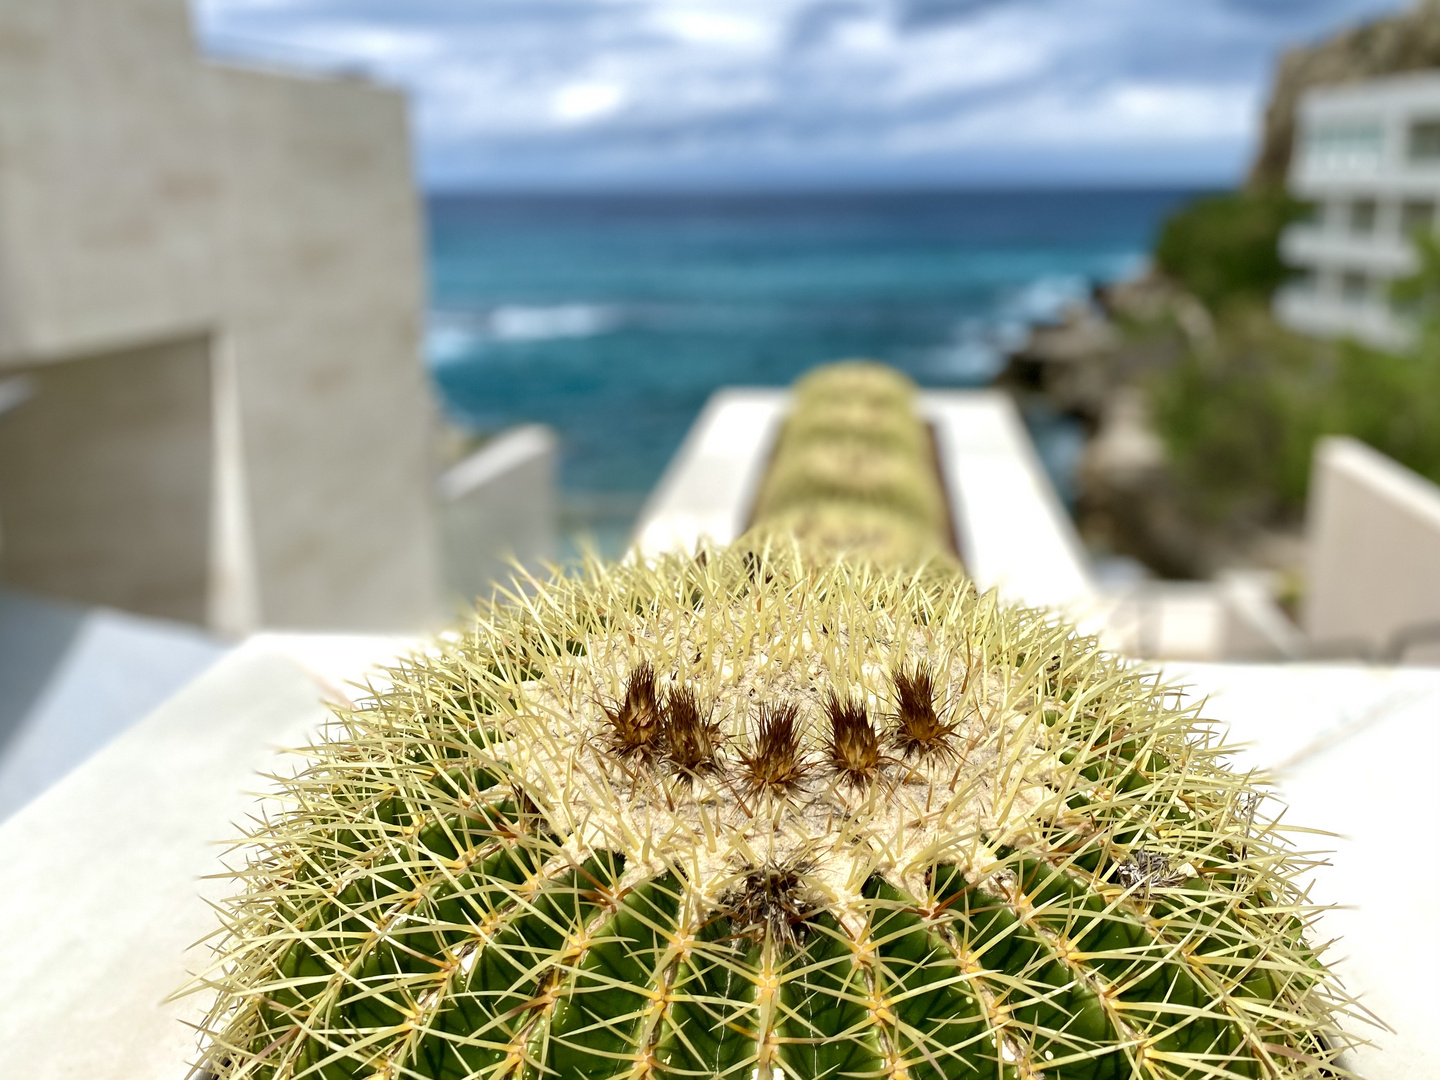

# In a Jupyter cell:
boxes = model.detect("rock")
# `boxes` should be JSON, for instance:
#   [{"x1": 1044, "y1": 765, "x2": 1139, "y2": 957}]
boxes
[
  {"x1": 999, "y1": 303, "x2": 1119, "y2": 422},
  {"x1": 1083, "y1": 386, "x2": 1165, "y2": 483},
  {"x1": 1248, "y1": 0, "x2": 1440, "y2": 190}
]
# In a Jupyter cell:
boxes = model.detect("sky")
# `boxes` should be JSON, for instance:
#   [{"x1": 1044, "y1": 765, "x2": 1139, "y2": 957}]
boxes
[{"x1": 193, "y1": 0, "x2": 1414, "y2": 191}]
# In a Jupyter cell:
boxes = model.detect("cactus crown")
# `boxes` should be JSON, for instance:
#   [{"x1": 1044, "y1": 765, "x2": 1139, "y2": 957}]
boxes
[
  {"x1": 749, "y1": 360, "x2": 954, "y2": 567},
  {"x1": 192, "y1": 543, "x2": 1356, "y2": 1080}
]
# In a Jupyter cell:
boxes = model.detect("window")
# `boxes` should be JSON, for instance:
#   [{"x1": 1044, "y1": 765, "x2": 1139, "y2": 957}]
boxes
[
  {"x1": 1340, "y1": 271, "x2": 1371, "y2": 303},
  {"x1": 1409, "y1": 118, "x2": 1440, "y2": 162},
  {"x1": 1304, "y1": 120, "x2": 1383, "y2": 171},
  {"x1": 1401, "y1": 198, "x2": 1436, "y2": 235},
  {"x1": 1349, "y1": 199, "x2": 1378, "y2": 234}
]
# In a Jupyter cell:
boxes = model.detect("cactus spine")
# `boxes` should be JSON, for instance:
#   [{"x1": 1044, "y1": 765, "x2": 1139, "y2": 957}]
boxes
[{"x1": 191, "y1": 541, "x2": 1356, "y2": 1079}]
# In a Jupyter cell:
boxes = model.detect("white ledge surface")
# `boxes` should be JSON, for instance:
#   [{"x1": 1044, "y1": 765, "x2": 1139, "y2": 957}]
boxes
[
  {"x1": 634, "y1": 388, "x2": 786, "y2": 558},
  {"x1": 634, "y1": 387, "x2": 1097, "y2": 615},
  {"x1": 0, "y1": 632, "x2": 414, "y2": 1080}
]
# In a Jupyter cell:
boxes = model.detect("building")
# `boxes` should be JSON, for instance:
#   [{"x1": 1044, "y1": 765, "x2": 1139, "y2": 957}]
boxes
[
  {"x1": 0, "y1": 0, "x2": 441, "y2": 635},
  {"x1": 1275, "y1": 71, "x2": 1440, "y2": 350}
]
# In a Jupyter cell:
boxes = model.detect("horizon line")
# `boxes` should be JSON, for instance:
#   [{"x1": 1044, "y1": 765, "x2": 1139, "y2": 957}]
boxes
[{"x1": 423, "y1": 179, "x2": 1230, "y2": 199}]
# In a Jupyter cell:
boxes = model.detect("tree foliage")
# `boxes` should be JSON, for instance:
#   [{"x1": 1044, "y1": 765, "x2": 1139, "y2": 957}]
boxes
[
  {"x1": 1151, "y1": 232, "x2": 1440, "y2": 524},
  {"x1": 1153, "y1": 191, "x2": 1303, "y2": 310}
]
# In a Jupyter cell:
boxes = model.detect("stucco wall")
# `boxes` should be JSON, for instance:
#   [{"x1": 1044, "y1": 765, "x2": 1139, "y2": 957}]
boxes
[
  {"x1": 0, "y1": 0, "x2": 217, "y2": 361},
  {"x1": 0, "y1": 0, "x2": 441, "y2": 633},
  {"x1": 1306, "y1": 436, "x2": 1440, "y2": 662},
  {"x1": 209, "y1": 66, "x2": 439, "y2": 630}
]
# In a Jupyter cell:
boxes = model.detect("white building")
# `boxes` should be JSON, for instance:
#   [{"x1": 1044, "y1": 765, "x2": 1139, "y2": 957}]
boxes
[{"x1": 1275, "y1": 72, "x2": 1440, "y2": 350}]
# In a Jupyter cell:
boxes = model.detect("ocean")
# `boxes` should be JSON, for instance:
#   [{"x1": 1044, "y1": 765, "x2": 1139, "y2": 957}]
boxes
[{"x1": 425, "y1": 188, "x2": 1199, "y2": 555}]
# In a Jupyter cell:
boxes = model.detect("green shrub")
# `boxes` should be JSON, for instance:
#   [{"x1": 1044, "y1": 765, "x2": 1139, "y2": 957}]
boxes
[
  {"x1": 1150, "y1": 308, "x2": 1325, "y2": 522},
  {"x1": 1151, "y1": 307, "x2": 1440, "y2": 524},
  {"x1": 1153, "y1": 191, "x2": 1303, "y2": 311}
]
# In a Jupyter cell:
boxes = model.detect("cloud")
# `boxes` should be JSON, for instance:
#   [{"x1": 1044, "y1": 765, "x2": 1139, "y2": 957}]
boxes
[
  {"x1": 895, "y1": 0, "x2": 1024, "y2": 30},
  {"x1": 192, "y1": 0, "x2": 1410, "y2": 187}
]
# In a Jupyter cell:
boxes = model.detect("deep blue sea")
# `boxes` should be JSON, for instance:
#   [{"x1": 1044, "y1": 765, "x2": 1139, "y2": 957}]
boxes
[{"x1": 425, "y1": 189, "x2": 1198, "y2": 554}]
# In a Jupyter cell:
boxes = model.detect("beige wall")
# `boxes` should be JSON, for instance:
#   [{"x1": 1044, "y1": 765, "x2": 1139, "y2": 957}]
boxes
[
  {"x1": 0, "y1": 0, "x2": 441, "y2": 633},
  {"x1": 0, "y1": 336, "x2": 213, "y2": 621},
  {"x1": 1306, "y1": 436, "x2": 1440, "y2": 662},
  {"x1": 210, "y1": 67, "x2": 438, "y2": 630},
  {"x1": 438, "y1": 426, "x2": 558, "y2": 608},
  {"x1": 0, "y1": 0, "x2": 217, "y2": 362}
]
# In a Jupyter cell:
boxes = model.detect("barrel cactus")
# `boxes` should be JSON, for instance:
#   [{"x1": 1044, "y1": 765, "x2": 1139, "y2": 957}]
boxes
[
  {"x1": 191, "y1": 541, "x2": 1354, "y2": 1079},
  {"x1": 748, "y1": 361, "x2": 955, "y2": 567},
  {"x1": 190, "y1": 361, "x2": 1354, "y2": 1078}
]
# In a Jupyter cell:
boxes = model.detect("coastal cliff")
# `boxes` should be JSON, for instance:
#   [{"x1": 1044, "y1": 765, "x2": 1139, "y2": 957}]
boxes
[{"x1": 1249, "y1": 0, "x2": 1440, "y2": 189}]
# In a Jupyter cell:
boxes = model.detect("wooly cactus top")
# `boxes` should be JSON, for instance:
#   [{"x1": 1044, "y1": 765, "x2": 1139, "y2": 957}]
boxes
[
  {"x1": 748, "y1": 361, "x2": 954, "y2": 567},
  {"x1": 192, "y1": 545, "x2": 1354, "y2": 1080}
]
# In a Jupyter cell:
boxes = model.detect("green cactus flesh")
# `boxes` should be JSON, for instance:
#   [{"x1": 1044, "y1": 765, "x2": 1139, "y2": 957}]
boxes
[{"x1": 193, "y1": 545, "x2": 1354, "y2": 1079}]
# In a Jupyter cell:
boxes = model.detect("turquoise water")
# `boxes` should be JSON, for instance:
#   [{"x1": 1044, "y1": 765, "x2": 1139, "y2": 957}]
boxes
[{"x1": 425, "y1": 189, "x2": 1196, "y2": 552}]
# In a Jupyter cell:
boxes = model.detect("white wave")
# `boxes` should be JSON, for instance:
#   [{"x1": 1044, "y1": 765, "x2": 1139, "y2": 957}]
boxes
[
  {"x1": 1001, "y1": 273, "x2": 1092, "y2": 326},
  {"x1": 926, "y1": 262, "x2": 1141, "y2": 382},
  {"x1": 920, "y1": 316, "x2": 1001, "y2": 382},
  {"x1": 488, "y1": 304, "x2": 622, "y2": 342},
  {"x1": 425, "y1": 304, "x2": 624, "y2": 364},
  {"x1": 426, "y1": 320, "x2": 484, "y2": 366}
]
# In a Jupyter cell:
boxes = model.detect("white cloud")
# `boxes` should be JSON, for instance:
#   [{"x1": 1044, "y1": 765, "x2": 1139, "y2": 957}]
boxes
[
  {"x1": 650, "y1": 8, "x2": 780, "y2": 49},
  {"x1": 553, "y1": 82, "x2": 628, "y2": 123},
  {"x1": 1103, "y1": 84, "x2": 1257, "y2": 141},
  {"x1": 193, "y1": 0, "x2": 1407, "y2": 186}
]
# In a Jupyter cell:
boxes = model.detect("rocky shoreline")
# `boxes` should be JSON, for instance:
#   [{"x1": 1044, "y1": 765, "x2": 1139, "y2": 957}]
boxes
[{"x1": 997, "y1": 273, "x2": 1306, "y2": 587}]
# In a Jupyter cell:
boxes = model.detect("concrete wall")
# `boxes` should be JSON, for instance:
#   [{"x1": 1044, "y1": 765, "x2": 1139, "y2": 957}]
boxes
[
  {"x1": 438, "y1": 425, "x2": 558, "y2": 606},
  {"x1": 0, "y1": 0, "x2": 441, "y2": 633},
  {"x1": 635, "y1": 389, "x2": 784, "y2": 557},
  {"x1": 0, "y1": 0, "x2": 217, "y2": 360},
  {"x1": 633, "y1": 388, "x2": 1100, "y2": 617},
  {"x1": 1306, "y1": 436, "x2": 1440, "y2": 662},
  {"x1": 209, "y1": 67, "x2": 438, "y2": 631},
  {"x1": 0, "y1": 336, "x2": 213, "y2": 622}
]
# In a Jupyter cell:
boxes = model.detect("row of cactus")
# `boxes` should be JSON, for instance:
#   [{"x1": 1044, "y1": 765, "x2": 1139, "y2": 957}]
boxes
[
  {"x1": 189, "y1": 365, "x2": 1358, "y2": 1080},
  {"x1": 748, "y1": 362, "x2": 954, "y2": 566}
]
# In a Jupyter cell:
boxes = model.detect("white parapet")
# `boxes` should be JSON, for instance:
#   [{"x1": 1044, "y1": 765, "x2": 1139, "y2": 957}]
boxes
[
  {"x1": 634, "y1": 388, "x2": 787, "y2": 557},
  {"x1": 0, "y1": 637, "x2": 1432, "y2": 1077},
  {"x1": 634, "y1": 386, "x2": 1098, "y2": 616},
  {"x1": 1161, "y1": 660, "x2": 1440, "y2": 1079},
  {"x1": 1305, "y1": 436, "x2": 1440, "y2": 662},
  {"x1": 923, "y1": 390, "x2": 1096, "y2": 616},
  {"x1": 0, "y1": 632, "x2": 415, "y2": 1080},
  {"x1": 437, "y1": 424, "x2": 558, "y2": 606}
]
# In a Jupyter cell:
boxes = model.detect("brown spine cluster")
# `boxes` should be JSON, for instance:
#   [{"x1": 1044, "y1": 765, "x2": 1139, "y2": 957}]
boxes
[
  {"x1": 604, "y1": 662, "x2": 962, "y2": 790},
  {"x1": 823, "y1": 692, "x2": 882, "y2": 786},
  {"x1": 602, "y1": 662, "x2": 662, "y2": 760},
  {"x1": 660, "y1": 685, "x2": 724, "y2": 778},
  {"x1": 737, "y1": 702, "x2": 811, "y2": 797},
  {"x1": 718, "y1": 861, "x2": 817, "y2": 944},
  {"x1": 888, "y1": 664, "x2": 957, "y2": 759}
]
